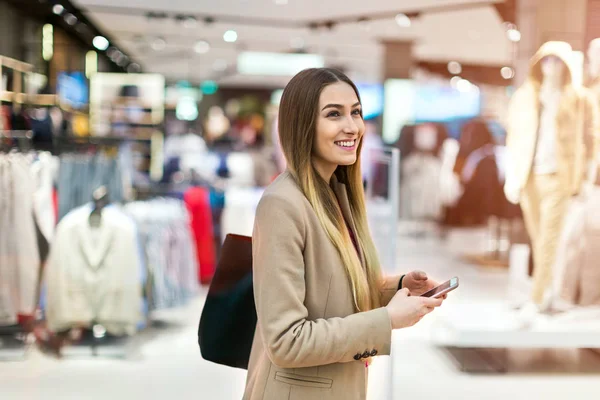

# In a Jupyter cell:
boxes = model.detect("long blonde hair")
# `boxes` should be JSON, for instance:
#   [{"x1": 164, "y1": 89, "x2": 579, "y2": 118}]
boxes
[{"x1": 278, "y1": 68, "x2": 382, "y2": 311}]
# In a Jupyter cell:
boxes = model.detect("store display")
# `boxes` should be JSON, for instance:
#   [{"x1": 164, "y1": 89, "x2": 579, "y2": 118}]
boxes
[
  {"x1": 0, "y1": 153, "x2": 42, "y2": 326},
  {"x1": 57, "y1": 153, "x2": 126, "y2": 220},
  {"x1": 183, "y1": 187, "x2": 216, "y2": 285},
  {"x1": 124, "y1": 199, "x2": 199, "y2": 310},
  {"x1": 45, "y1": 203, "x2": 143, "y2": 336},
  {"x1": 504, "y1": 41, "x2": 599, "y2": 314}
]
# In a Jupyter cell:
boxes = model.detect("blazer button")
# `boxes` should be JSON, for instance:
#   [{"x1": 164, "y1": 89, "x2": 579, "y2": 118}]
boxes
[
  {"x1": 370, "y1": 349, "x2": 378, "y2": 357},
  {"x1": 354, "y1": 353, "x2": 362, "y2": 361},
  {"x1": 362, "y1": 350, "x2": 370, "y2": 359}
]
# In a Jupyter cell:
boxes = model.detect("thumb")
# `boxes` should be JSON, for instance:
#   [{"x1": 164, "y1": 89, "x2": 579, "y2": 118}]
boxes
[
  {"x1": 396, "y1": 288, "x2": 410, "y2": 297},
  {"x1": 411, "y1": 270, "x2": 428, "y2": 281},
  {"x1": 423, "y1": 297, "x2": 443, "y2": 307}
]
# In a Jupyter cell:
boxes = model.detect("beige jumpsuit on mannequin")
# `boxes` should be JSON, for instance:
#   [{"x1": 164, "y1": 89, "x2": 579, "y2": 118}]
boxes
[{"x1": 505, "y1": 41, "x2": 599, "y2": 307}]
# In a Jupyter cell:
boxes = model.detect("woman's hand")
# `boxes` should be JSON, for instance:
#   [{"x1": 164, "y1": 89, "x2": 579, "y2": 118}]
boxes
[
  {"x1": 385, "y1": 288, "x2": 443, "y2": 329},
  {"x1": 402, "y1": 270, "x2": 446, "y2": 298}
]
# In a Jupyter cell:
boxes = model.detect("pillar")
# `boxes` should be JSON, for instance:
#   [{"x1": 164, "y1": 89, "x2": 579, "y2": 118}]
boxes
[{"x1": 514, "y1": 0, "x2": 588, "y2": 86}]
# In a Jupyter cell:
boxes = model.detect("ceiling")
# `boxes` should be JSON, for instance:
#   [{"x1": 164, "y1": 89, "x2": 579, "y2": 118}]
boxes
[{"x1": 72, "y1": 0, "x2": 512, "y2": 86}]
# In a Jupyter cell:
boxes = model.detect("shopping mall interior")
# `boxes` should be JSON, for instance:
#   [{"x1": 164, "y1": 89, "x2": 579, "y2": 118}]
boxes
[{"x1": 2, "y1": 0, "x2": 600, "y2": 399}]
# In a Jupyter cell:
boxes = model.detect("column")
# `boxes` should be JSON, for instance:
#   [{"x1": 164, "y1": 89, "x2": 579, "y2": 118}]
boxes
[
  {"x1": 514, "y1": 0, "x2": 588, "y2": 86},
  {"x1": 381, "y1": 40, "x2": 413, "y2": 80}
]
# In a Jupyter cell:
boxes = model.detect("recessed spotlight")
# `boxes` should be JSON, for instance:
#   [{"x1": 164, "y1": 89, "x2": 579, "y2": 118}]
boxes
[
  {"x1": 52, "y1": 4, "x2": 64, "y2": 15},
  {"x1": 151, "y1": 37, "x2": 167, "y2": 51},
  {"x1": 395, "y1": 13, "x2": 411, "y2": 28},
  {"x1": 507, "y1": 28, "x2": 521, "y2": 42},
  {"x1": 183, "y1": 16, "x2": 198, "y2": 29},
  {"x1": 223, "y1": 30, "x2": 238, "y2": 43},
  {"x1": 447, "y1": 61, "x2": 462, "y2": 75},
  {"x1": 501, "y1": 66, "x2": 515, "y2": 79},
  {"x1": 194, "y1": 40, "x2": 210, "y2": 54},
  {"x1": 64, "y1": 13, "x2": 78, "y2": 26},
  {"x1": 127, "y1": 63, "x2": 141, "y2": 73},
  {"x1": 117, "y1": 57, "x2": 129, "y2": 68},
  {"x1": 213, "y1": 59, "x2": 228, "y2": 71},
  {"x1": 456, "y1": 78, "x2": 473, "y2": 93},
  {"x1": 450, "y1": 76, "x2": 462, "y2": 87},
  {"x1": 93, "y1": 36, "x2": 110, "y2": 51},
  {"x1": 110, "y1": 50, "x2": 122, "y2": 62}
]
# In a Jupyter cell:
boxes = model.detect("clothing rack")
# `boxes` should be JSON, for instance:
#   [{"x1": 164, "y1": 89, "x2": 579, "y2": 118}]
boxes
[
  {"x1": 0, "y1": 324, "x2": 28, "y2": 361},
  {"x1": 0, "y1": 129, "x2": 33, "y2": 151}
]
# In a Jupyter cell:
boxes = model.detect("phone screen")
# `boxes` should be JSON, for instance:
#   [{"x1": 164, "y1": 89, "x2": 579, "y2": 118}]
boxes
[{"x1": 421, "y1": 277, "x2": 458, "y2": 298}]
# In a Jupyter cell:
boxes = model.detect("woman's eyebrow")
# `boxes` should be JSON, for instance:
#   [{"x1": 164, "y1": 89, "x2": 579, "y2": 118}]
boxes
[{"x1": 321, "y1": 102, "x2": 361, "y2": 111}]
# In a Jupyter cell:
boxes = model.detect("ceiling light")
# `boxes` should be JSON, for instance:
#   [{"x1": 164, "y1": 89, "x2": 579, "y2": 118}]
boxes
[
  {"x1": 117, "y1": 54, "x2": 129, "y2": 67},
  {"x1": 195, "y1": 40, "x2": 210, "y2": 54},
  {"x1": 395, "y1": 13, "x2": 411, "y2": 28},
  {"x1": 275, "y1": 0, "x2": 288, "y2": 4},
  {"x1": 456, "y1": 78, "x2": 473, "y2": 93},
  {"x1": 507, "y1": 28, "x2": 521, "y2": 42},
  {"x1": 447, "y1": 61, "x2": 462, "y2": 75},
  {"x1": 501, "y1": 66, "x2": 515, "y2": 79},
  {"x1": 290, "y1": 37, "x2": 305, "y2": 50},
  {"x1": 450, "y1": 76, "x2": 462, "y2": 87},
  {"x1": 52, "y1": 4, "x2": 64, "y2": 15},
  {"x1": 110, "y1": 50, "x2": 122, "y2": 62},
  {"x1": 64, "y1": 13, "x2": 77, "y2": 26},
  {"x1": 183, "y1": 16, "x2": 198, "y2": 29},
  {"x1": 127, "y1": 63, "x2": 141, "y2": 73},
  {"x1": 93, "y1": 36, "x2": 110, "y2": 51},
  {"x1": 213, "y1": 59, "x2": 228, "y2": 71},
  {"x1": 223, "y1": 30, "x2": 238, "y2": 43},
  {"x1": 151, "y1": 37, "x2": 167, "y2": 51},
  {"x1": 106, "y1": 47, "x2": 118, "y2": 58}
]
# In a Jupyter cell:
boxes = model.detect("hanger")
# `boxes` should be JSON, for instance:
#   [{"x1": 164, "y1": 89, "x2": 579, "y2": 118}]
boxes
[{"x1": 89, "y1": 185, "x2": 110, "y2": 227}]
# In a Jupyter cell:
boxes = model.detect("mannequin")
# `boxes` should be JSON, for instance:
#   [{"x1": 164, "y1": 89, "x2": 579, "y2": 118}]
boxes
[{"x1": 504, "y1": 41, "x2": 599, "y2": 320}]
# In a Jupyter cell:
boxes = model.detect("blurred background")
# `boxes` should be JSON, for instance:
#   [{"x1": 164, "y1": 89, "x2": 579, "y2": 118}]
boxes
[{"x1": 1, "y1": 0, "x2": 600, "y2": 399}]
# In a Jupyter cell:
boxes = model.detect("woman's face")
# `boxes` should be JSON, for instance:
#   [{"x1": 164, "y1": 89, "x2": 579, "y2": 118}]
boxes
[{"x1": 312, "y1": 81, "x2": 364, "y2": 180}]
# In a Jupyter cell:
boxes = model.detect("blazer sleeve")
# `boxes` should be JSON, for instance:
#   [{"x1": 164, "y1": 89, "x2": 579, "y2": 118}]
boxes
[
  {"x1": 379, "y1": 275, "x2": 401, "y2": 306},
  {"x1": 253, "y1": 194, "x2": 393, "y2": 369}
]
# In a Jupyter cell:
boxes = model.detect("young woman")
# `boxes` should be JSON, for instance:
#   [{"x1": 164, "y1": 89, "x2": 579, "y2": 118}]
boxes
[{"x1": 244, "y1": 68, "x2": 444, "y2": 400}]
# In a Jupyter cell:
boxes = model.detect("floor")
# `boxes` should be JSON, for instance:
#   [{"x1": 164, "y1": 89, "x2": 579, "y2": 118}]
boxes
[{"x1": 1, "y1": 225, "x2": 599, "y2": 399}]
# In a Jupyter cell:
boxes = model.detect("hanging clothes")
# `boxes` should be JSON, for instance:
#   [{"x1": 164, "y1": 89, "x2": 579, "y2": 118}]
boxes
[
  {"x1": 124, "y1": 198, "x2": 199, "y2": 310},
  {"x1": 400, "y1": 153, "x2": 443, "y2": 220},
  {"x1": 0, "y1": 153, "x2": 42, "y2": 326},
  {"x1": 44, "y1": 204, "x2": 144, "y2": 336},
  {"x1": 57, "y1": 153, "x2": 125, "y2": 220},
  {"x1": 184, "y1": 187, "x2": 216, "y2": 284}
]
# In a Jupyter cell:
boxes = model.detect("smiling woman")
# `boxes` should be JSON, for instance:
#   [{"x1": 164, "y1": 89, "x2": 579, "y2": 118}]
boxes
[{"x1": 244, "y1": 68, "x2": 445, "y2": 400}]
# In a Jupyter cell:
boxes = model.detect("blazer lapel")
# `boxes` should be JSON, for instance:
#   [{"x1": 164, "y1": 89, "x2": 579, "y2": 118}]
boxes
[
  {"x1": 78, "y1": 209, "x2": 115, "y2": 270},
  {"x1": 331, "y1": 177, "x2": 366, "y2": 267}
]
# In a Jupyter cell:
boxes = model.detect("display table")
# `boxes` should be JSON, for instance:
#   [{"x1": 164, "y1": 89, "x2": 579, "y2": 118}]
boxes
[{"x1": 430, "y1": 302, "x2": 600, "y2": 373}]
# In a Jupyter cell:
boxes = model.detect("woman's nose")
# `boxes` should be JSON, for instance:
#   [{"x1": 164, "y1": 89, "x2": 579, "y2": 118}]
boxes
[{"x1": 342, "y1": 116, "x2": 359, "y2": 134}]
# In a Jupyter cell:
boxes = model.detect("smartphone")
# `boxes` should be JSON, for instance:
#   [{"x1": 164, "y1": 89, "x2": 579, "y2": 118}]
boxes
[{"x1": 420, "y1": 277, "x2": 459, "y2": 298}]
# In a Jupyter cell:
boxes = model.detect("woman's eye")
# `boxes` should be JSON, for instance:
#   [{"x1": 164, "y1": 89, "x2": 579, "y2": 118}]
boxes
[
  {"x1": 352, "y1": 109, "x2": 362, "y2": 116},
  {"x1": 327, "y1": 111, "x2": 341, "y2": 118}
]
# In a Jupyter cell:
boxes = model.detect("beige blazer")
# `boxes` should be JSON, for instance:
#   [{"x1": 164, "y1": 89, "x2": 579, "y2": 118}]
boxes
[{"x1": 244, "y1": 171, "x2": 400, "y2": 400}]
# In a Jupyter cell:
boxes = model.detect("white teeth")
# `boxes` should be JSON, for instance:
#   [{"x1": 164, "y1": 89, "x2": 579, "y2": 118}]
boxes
[{"x1": 335, "y1": 140, "x2": 355, "y2": 148}]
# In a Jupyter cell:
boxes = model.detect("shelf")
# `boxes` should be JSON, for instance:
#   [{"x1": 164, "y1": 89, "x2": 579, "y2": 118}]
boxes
[
  {"x1": 0, "y1": 91, "x2": 57, "y2": 106},
  {"x1": 0, "y1": 56, "x2": 34, "y2": 73}
]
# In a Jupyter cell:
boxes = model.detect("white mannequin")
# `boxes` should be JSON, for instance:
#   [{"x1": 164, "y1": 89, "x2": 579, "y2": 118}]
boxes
[
  {"x1": 504, "y1": 57, "x2": 567, "y2": 326},
  {"x1": 505, "y1": 56, "x2": 564, "y2": 205},
  {"x1": 587, "y1": 38, "x2": 600, "y2": 81}
]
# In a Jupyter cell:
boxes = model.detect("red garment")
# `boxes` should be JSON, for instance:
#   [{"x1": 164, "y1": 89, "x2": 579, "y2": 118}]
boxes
[
  {"x1": 184, "y1": 187, "x2": 216, "y2": 284},
  {"x1": 52, "y1": 188, "x2": 58, "y2": 223}
]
